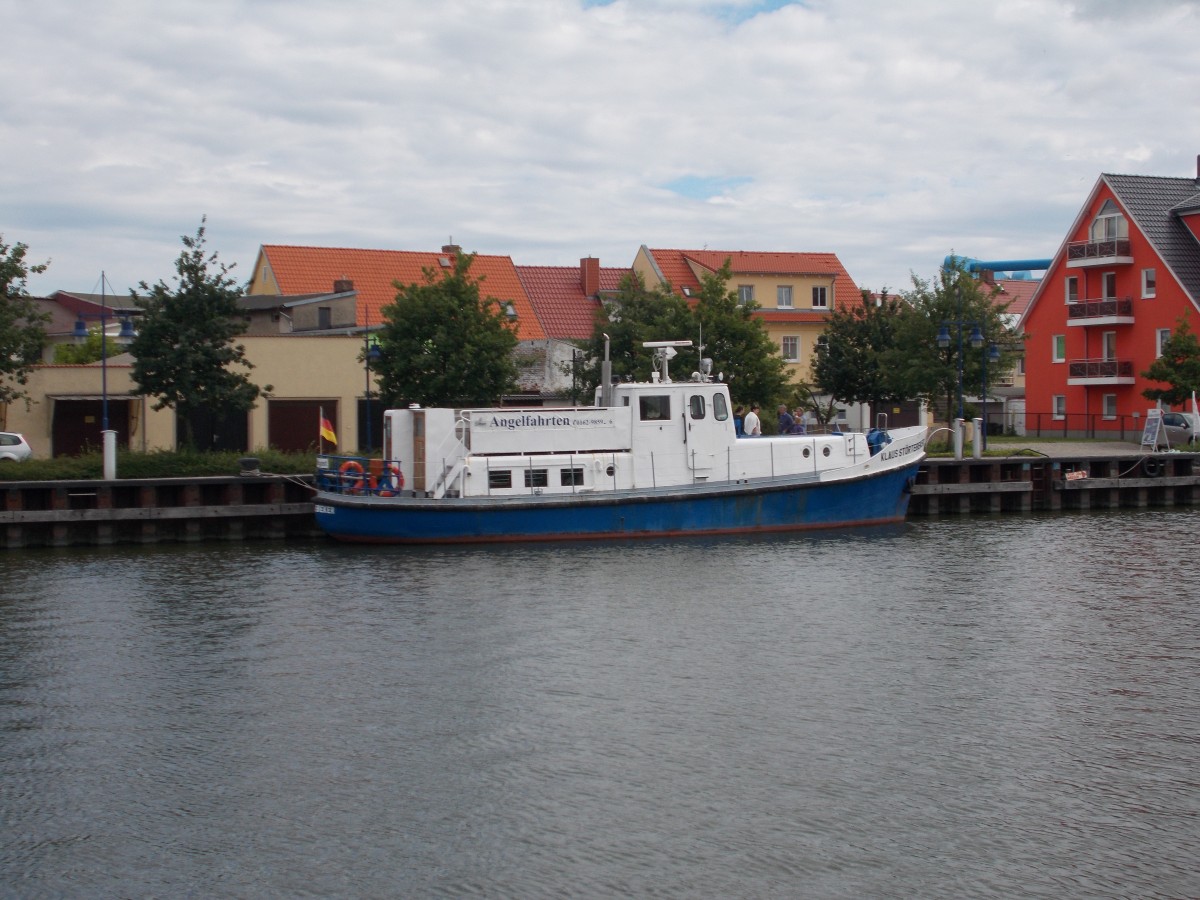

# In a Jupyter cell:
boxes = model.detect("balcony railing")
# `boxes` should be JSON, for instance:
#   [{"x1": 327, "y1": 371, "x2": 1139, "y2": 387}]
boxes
[
  {"x1": 1067, "y1": 358, "x2": 1134, "y2": 380},
  {"x1": 1066, "y1": 297, "x2": 1134, "y2": 322},
  {"x1": 1066, "y1": 238, "x2": 1132, "y2": 262}
]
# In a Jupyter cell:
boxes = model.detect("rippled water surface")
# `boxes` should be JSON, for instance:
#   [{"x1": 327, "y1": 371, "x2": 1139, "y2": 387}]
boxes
[{"x1": 3, "y1": 511, "x2": 1200, "y2": 898}]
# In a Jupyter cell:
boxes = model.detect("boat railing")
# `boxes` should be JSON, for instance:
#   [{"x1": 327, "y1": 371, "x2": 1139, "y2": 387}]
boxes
[{"x1": 315, "y1": 454, "x2": 408, "y2": 496}]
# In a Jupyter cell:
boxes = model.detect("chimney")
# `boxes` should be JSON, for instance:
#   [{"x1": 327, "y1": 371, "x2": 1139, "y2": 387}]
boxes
[
  {"x1": 580, "y1": 256, "x2": 600, "y2": 297},
  {"x1": 441, "y1": 243, "x2": 461, "y2": 256},
  {"x1": 333, "y1": 278, "x2": 354, "y2": 293}
]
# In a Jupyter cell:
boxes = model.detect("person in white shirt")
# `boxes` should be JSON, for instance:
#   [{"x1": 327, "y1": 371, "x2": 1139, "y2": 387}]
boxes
[{"x1": 743, "y1": 404, "x2": 762, "y2": 436}]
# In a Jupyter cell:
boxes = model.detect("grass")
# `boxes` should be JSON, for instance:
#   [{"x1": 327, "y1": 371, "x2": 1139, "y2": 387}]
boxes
[{"x1": 0, "y1": 448, "x2": 317, "y2": 481}]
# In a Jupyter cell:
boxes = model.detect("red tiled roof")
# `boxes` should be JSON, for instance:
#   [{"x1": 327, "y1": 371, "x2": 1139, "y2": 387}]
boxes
[
  {"x1": 645, "y1": 248, "x2": 861, "y2": 310},
  {"x1": 256, "y1": 245, "x2": 545, "y2": 340},
  {"x1": 516, "y1": 265, "x2": 628, "y2": 340},
  {"x1": 992, "y1": 278, "x2": 1038, "y2": 319}
]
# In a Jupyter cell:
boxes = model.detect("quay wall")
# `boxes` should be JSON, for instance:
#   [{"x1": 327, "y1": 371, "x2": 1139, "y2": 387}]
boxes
[
  {"x1": 4, "y1": 452, "x2": 1199, "y2": 548},
  {"x1": 2, "y1": 474, "x2": 320, "y2": 549}
]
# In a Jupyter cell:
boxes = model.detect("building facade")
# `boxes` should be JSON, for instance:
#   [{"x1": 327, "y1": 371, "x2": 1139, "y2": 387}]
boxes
[{"x1": 1018, "y1": 163, "x2": 1200, "y2": 438}]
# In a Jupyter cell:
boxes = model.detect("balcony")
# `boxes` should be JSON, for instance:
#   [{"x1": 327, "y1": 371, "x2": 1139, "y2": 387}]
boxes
[
  {"x1": 1066, "y1": 238, "x2": 1133, "y2": 267},
  {"x1": 1066, "y1": 297, "x2": 1135, "y2": 326},
  {"x1": 1067, "y1": 358, "x2": 1135, "y2": 385}
]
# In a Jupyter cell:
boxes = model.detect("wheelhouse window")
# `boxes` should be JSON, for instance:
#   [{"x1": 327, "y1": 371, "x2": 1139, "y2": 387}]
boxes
[
  {"x1": 812, "y1": 286, "x2": 828, "y2": 309},
  {"x1": 560, "y1": 468, "x2": 584, "y2": 486},
  {"x1": 689, "y1": 394, "x2": 706, "y2": 419},
  {"x1": 523, "y1": 469, "x2": 549, "y2": 488},
  {"x1": 1052, "y1": 335, "x2": 1065, "y2": 363},
  {"x1": 781, "y1": 336, "x2": 799, "y2": 362},
  {"x1": 639, "y1": 395, "x2": 671, "y2": 421},
  {"x1": 737, "y1": 285, "x2": 754, "y2": 305},
  {"x1": 777, "y1": 285, "x2": 793, "y2": 308},
  {"x1": 488, "y1": 470, "x2": 512, "y2": 489},
  {"x1": 1142, "y1": 268, "x2": 1156, "y2": 299},
  {"x1": 713, "y1": 392, "x2": 729, "y2": 421}
]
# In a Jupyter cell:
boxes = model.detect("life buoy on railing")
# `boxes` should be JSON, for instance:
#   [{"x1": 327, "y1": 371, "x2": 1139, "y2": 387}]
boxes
[
  {"x1": 339, "y1": 459, "x2": 367, "y2": 493},
  {"x1": 377, "y1": 462, "x2": 405, "y2": 496},
  {"x1": 1142, "y1": 457, "x2": 1163, "y2": 478}
]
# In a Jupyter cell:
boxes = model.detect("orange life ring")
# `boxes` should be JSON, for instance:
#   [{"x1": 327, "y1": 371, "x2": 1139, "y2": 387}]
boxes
[
  {"x1": 377, "y1": 461, "x2": 405, "y2": 496},
  {"x1": 339, "y1": 459, "x2": 366, "y2": 493}
]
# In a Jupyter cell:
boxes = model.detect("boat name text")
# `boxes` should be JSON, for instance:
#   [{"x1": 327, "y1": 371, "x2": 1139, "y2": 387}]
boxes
[
  {"x1": 477, "y1": 412, "x2": 614, "y2": 430},
  {"x1": 879, "y1": 440, "x2": 925, "y2": 462}
]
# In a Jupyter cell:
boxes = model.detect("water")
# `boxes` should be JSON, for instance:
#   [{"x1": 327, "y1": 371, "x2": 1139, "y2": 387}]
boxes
[{"x1": 3, "y1": 511, "x2": 1199, "y2": 898}]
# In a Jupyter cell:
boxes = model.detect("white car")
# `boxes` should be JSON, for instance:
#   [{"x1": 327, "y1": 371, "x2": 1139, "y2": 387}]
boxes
[{"x1": 0, "y1": 431, "x2": 33, "y2": 462}]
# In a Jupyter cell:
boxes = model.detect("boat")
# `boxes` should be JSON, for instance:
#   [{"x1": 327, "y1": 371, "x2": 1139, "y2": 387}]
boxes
[{"x1": 312, "y1": 341, "x2": 927, "y2": 543}]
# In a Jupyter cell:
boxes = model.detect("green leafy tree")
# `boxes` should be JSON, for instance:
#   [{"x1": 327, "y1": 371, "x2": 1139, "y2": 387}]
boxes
[
  {"x1": 899, "y1": 261, "x2": 1019, "y2": 420},
  {"x1": 129, "y1": 218, "x2": 264, "y2": 449},
  {"x1": 0, "y1": 235, "x2": 50, "y2": 405},
  {"x1": 374, "y1": 252, "x2": 519, "y2": 406},
  {"x1": 691, "y1": 261, "x2": 789, "y2": 408},
  {"x1": 54, "y1": 327, "x2": 122, "y2": 364},
  {"x1": 578, "y1": 271, "x2": 692, "y2": 389},
  {"x1": 1142, "y1": 314, "x2": 1200, "y2": 406},
  {"x1": 812, "y1": 289, "x2": 914, "y2": 415}
]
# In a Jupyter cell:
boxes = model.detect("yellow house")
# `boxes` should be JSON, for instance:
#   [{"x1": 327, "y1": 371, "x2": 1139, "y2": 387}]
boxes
[{"x1": 631, "y1": 246, "x2": 861, "y2": 384}]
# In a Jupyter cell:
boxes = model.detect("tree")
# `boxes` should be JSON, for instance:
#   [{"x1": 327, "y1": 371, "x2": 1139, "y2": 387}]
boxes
[
  {"x1": 0, "y1": 235, "x2": 50, "y2": 406},
  {"x1": 579, "y1": 271, "x2": 692, "y2": 390},
  {"x1": 691, "y1": 261, "x2": 789, "y2": 408},
  {"x1": 899, "y1": 261, "x2": 1019, "y2": 420},
  {"x1": 1142, "y1": 313, "x2": 1200, "y2": 406},
  {"x1": 54, "y1": 327, "x2": 122, "y2": 365},
  {"x1": 374, "y1": 252, "x2": 519, "y2": 406},
  {"x1": 129, "y1": 218, "x2": 264, "y2": 449},
  {"x1": 812, "y1": 289, "x2": 914, "y2": 415},
  {"x1": 579, "y1": 264, "x2": 787, "y2": 408}
]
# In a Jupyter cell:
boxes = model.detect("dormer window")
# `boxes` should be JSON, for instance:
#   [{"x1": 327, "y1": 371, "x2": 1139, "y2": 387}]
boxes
[{"x1": 1090, "y1": 199, "x2": 1127, "y2": 242}]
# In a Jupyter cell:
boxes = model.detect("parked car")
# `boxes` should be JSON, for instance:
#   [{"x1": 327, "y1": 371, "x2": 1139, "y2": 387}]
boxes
[
  {"x1": 1158, "y1": 412, "x2": 1199, "y2": 447},
  {"x1": 0, "y1": 431, "x2": 33, "y2": 462}
]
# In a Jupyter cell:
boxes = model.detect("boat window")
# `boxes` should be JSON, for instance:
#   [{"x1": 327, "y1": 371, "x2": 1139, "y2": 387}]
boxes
[
  {"x1": 689, "y1": 395, "x2": 706, "y2": 419},
  {"x1": 488, "y1": 470, "x2": 512, "y2": 489},
  {"x1": 560, "y1": 468, "x2": 584, "y2": 486},
  {"x1": 523, "y1": 469, "x2": 549, "y2": 488},
  {"x1": 640, "y1": 396, "x2": 671, "y2": 421},
  {"x1": 713, "y1": 392, "x2": 729, "y2": 421}
]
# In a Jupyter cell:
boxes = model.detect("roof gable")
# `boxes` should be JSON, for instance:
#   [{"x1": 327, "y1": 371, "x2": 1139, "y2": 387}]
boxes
[
  {"x1": 254, "y1": 245, "x2": 545, "y2": 340},
  {"x1": 644, "y1": 248, "x2": 861, "y2": 309},
  {"x1": 1104, "y1": 173, "x2": 1200, "y2": 302}
]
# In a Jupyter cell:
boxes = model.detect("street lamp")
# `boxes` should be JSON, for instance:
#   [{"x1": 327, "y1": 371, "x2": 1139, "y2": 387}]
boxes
[
  {"x1": 364, "y1": 327, "x2": 381, "y2": 452},
  {"x1": 936, "y1": 317, "x2": 983, "y2": 421},
  {"x1": 72, "y1": 271, "x2": 135, "y2": 479},
  {"x1": 981, "y1": 340, "x2": 1001, "y2": 449}
]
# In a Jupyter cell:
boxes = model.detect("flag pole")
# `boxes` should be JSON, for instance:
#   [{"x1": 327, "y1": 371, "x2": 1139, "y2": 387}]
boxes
[{"x1": 319, "y1": 406, "x2": 325, "y2": 454}]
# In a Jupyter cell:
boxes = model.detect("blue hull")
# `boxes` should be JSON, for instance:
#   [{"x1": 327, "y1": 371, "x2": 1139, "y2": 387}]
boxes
[{"x1": 314, "y1": 464, "x2": 921, "y2": 544}]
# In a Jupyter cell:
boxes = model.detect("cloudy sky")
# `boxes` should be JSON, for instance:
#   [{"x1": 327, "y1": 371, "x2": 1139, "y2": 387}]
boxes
[{"x1": 5, "y1": 0, "x2": 1199, "y2": 297}]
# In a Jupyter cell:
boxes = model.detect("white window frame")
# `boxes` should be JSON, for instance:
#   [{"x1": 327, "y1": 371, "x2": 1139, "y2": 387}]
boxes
[
  {"x1": 1102, "y1": 331, "x2": 1116, "y2": 360},
  {"x1": 812, "y1": 286, "x2": 828, "y2": 309},
  {"x1": 1053, "y1": 395, "x2": 1066, "y2": 420},
  {"x1": 781, "y1": 335, "x2": 799, "y2": 362},
  {"x1": 1052, "y1": 335, "x2": 1066, "y2": 363},
  {"x1": 737, "y1": 285, "x2": 754, "y2": 305},
  {"x1": 777, "y1": 285, "x2": 793, "y2": 308},
  {"x1": 1142, "y1": 268, "x2": 1156, "y2": 299},
  {"x1": 1157, "y1": 328, "x2": 1171, "y2": 358},
  {"x1": 1102, "y1": 271, "x2": 1117, "y2": 300},
  {"x1": 1065, "y1": 276, "x2": 1078, "y2": 304},
  {"x1": 1102, "y1": 394, "x2": 1117, "y2": 420}
]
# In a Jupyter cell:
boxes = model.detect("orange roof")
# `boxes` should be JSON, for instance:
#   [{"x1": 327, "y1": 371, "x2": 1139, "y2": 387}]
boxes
[
  {"x1": 992, "y1": 278, "x2": 1038, "y2": 319},
  {"x1": 517, "y1": 264, "x2": 628, "y2": 340},
  {"x1": 255, "y1": 245, "x2": 545, "y2": 340},
  {"x1": 645, "y1": 248, "x2": 861, "y2": 310}
]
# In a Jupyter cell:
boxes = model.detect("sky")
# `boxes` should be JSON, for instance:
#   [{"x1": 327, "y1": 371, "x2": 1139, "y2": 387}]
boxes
[{"x1": 5, "y1": 0, "x2": 1199, "y2": 298}]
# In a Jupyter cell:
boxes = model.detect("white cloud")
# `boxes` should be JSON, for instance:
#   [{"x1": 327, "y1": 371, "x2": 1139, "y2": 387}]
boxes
[{"x1": 3, "y1": 0, "x2": 1198, "y2": 295}]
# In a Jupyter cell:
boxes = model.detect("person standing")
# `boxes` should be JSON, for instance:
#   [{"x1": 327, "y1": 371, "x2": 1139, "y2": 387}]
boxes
[
  {"x1": 777, "y1": 404, "x2": 795, "y2": 435},
  {"x1": 743, "y1": 404, "x2": 762, "y2": 436}
]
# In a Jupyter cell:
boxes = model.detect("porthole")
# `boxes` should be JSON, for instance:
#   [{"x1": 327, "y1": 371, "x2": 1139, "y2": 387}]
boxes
[
  {"x1": 606, "y1": 465, "x2": 615, "y2": 476},
  {"x1": 822, "y1": 446, "x2": 831, "y2": 457},
  {"x1": 802, "y1": 447, "x2": 811, "y2": 458}
]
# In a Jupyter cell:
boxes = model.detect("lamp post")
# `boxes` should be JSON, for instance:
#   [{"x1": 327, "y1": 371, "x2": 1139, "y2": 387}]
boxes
[
  {"x1": 981, "y1": 340, "x2": 1001, "y2": 450},
  {"x1": 364, "y1": 326, "x2": 381, "y2": 453},
  {"x1": 72, "y1": 272, "x2": 135, "y2": 479}
]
